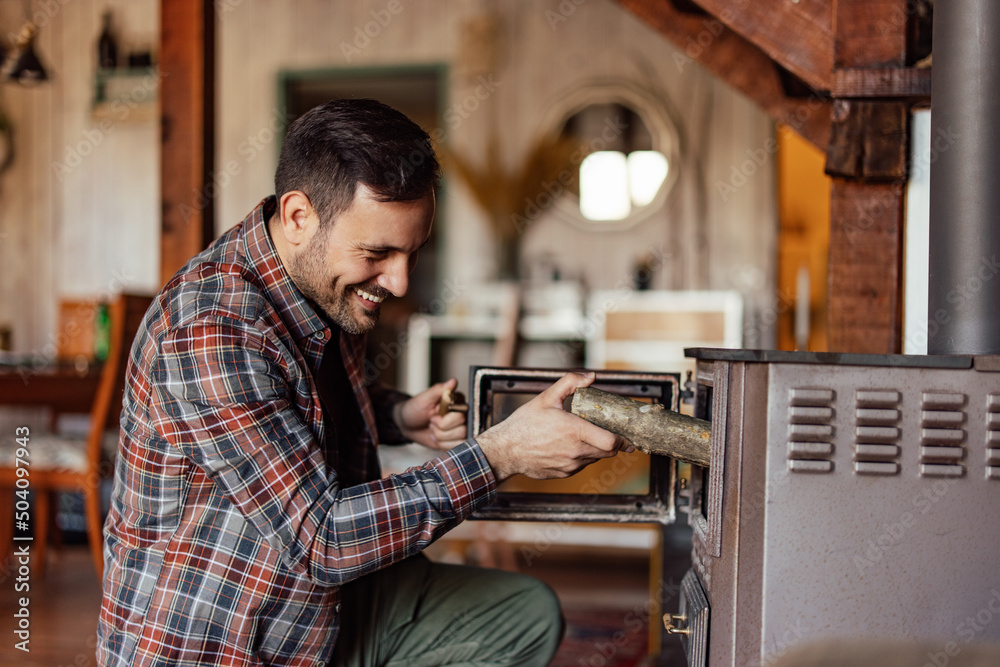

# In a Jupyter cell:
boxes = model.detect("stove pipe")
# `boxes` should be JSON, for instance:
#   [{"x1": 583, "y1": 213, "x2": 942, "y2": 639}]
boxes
[{"x1": 927, "y1": 0, "x2": 1000, "y2": 355}]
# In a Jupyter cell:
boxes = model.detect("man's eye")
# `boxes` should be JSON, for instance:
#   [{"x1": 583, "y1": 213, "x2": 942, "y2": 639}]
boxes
[{"x1": 365, "y1": 250, "x2": 388, "y2": 260}]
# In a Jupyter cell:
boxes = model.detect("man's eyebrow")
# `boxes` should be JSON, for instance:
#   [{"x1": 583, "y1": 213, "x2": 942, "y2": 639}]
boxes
[{"x1": 362, "y1": 237, "x2": 432, "y2": 252}]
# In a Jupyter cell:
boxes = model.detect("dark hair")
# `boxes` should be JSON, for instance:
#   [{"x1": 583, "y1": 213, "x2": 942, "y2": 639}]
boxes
[{"x1": 274, "y1": 98, "x2": 439, "y2": 225}]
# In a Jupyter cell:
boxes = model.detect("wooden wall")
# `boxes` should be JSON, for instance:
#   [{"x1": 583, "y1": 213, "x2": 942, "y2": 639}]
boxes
[{"x1": 0, "y1": 0, "x2": 160, "y2": 359}]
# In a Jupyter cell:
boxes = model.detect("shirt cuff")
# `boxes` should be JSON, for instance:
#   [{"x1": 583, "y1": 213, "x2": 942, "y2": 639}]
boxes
[
  {"x1": 431, "y1": 438, "x2": 497, "y2": 522},
  {"x1": 370, "y1": 385, "x2": 411, "y2": 444}
]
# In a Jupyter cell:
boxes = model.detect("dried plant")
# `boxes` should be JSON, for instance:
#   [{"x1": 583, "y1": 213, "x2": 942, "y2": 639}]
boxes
[{"x1": 441, "y1": 131, "x2": 580, "y2": 277}]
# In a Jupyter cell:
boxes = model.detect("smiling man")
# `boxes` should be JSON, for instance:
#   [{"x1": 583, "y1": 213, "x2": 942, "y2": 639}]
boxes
[{"x1": 98, "y1": 99, "x2": 627, "y2": 667}]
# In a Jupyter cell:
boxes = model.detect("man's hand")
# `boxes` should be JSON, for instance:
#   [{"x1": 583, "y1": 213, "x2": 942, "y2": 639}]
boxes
[
  {"x1": 474, "y1": 372, "x2": 632, "y2": 484},
  {"x1": 393, "y1": 378, "x2": 467, "y2": 451}
]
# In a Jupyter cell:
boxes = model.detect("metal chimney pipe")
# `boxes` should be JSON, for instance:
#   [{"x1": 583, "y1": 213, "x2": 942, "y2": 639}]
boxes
[{"x1": 928, "y1": 0, "x2": 1000, "y2": 355}]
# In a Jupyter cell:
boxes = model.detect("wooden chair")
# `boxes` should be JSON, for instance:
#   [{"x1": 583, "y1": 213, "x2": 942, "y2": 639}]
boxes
[{"x1": 0, "y1": 293, "x2": 153, "y2": 578}]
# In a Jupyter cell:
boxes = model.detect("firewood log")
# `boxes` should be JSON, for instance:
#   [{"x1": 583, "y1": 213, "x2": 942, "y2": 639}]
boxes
[{"x1": 571, "y1": 387, "x2": 711, "y2": 467}]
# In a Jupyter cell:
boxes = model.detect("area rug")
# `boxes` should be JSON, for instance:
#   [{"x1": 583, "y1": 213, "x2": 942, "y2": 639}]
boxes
[{"x1": 551, "y1": 606, "x2": 649, "y2": 667}]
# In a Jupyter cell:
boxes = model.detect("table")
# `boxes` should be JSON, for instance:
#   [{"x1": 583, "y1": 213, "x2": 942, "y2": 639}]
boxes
[{"x1": 0, "y1": 362, "x2": 101, "y2": 414}]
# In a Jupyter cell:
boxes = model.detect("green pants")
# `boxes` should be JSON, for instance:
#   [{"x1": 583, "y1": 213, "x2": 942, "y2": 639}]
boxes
[{"x1": 332, "y1": 554, "x2": 563, "y2": 667}]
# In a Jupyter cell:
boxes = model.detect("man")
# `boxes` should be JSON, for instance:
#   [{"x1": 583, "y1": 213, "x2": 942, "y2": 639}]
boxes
[{"x1": 98, "y1": 99, "x2": 628, "y2": 667}]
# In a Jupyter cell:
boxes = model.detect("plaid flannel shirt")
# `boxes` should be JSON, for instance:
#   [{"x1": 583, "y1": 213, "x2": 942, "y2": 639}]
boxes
[{"x1": 97, "y1": 197, "x2": 497, "y2": 667}]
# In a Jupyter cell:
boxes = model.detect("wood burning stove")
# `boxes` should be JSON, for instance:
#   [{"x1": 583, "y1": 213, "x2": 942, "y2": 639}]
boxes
[
  {"x1": 676, "y1": 348, "x2": 1000, "y2": 665},
  {"x1": 468, "y1": 352, "x2": 1000, "y2": 665}
]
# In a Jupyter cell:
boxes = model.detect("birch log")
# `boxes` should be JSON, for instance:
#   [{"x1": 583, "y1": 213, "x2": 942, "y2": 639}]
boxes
[{"x1": 570, "y1": 387, "x2": 711, "y2": 467}]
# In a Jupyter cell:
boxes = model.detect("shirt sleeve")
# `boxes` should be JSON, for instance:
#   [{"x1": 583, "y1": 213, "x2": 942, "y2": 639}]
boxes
[
  {"x1": 366, "y1": 382, "x2": 411, "y2": 445},
  {"x1": 148, "y1": 315, "x2": 496, "y2": 587}
]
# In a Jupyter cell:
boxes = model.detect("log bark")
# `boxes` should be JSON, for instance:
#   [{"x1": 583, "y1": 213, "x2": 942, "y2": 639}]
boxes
[{"x1": 571, "y1": 388, "x2": 711, "y2": 467}]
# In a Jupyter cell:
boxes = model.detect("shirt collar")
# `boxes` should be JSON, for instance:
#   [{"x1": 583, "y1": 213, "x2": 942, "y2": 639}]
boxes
[{"x1": 241, "y1": 195, "x2": 329, "y2": 342}]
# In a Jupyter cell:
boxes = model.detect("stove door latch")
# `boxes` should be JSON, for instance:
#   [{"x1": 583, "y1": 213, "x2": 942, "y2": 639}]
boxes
[{"x1": 663, "y1": 613, "x2": 690, "y2": 636}]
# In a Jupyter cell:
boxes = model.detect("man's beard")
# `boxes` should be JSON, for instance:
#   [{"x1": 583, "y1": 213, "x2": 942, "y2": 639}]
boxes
[{"x1": 289, "y1": 232, "x2": 388, "y2": 335}]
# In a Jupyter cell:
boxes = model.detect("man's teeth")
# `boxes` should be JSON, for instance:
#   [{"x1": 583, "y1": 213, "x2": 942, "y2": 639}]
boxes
[{"x1": 355, "y1": 289, "x2": 384, "y2": 303}]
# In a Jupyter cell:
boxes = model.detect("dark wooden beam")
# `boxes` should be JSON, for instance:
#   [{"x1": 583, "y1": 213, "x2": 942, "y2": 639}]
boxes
[
  {"x1": 693, "y1": 0, "x2": 833, "y2": 92},
  {"x1": 160, "y1": 0, "x2": 215, "y2": 286},
  {"x1": 615, "y1": 0, "x2": 831, "y2": 150},
  {"x1": 827, "y1": 181, "x2": 904, "y2": 353},
  {"x1": 826, "y1": 0, "x2": 912, "y2": 353},
  {"x1": 831, "y1": 67, "x2": 930, "y2": 98},
  {"x1": 825, "y1": 100, "x2": 907, "y2": 180},
  {"x1": 834, "y1": 0, "x2": 908, "y2": 68}
]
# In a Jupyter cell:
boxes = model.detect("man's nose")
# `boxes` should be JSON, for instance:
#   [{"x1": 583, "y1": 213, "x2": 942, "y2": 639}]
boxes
[{"x1": 377, "y1": 256, "x2": 410, "y2": 297}]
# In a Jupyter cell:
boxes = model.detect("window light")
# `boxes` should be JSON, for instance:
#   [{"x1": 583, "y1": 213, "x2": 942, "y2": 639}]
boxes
[
  {"x1": 579, "y1": 150, "x2": 669, "y2": 221},
  {"x1": 627, "y1": 151, "x2": 669, "y2": 207},
  {"x1": 580, "y1": 151, "x2": 631, "y2": 221}
]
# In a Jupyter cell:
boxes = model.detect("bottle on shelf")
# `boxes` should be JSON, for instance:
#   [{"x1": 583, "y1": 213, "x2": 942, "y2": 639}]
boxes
[
  {"x1": 94, "y1": 301, "x2": 110, "y2": 361},
  {"x1": 97, "y1": 10, "x2": 117, "y2": 70}
]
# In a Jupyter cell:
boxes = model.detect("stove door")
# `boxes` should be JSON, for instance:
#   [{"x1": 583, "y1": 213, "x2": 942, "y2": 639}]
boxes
[{"x1": 667, "y1": 568, "x2": 710, "y2": 666}]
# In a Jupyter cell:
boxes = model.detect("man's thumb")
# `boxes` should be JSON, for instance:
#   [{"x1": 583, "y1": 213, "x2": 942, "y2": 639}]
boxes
[{"x1": 540, "y1": 372, "x2": 595, "y2": 406}]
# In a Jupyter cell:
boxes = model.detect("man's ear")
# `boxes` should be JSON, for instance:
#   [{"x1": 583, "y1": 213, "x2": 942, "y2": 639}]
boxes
[{"x1": 276, "y1": 191, "x2": 318, "y2": 248}]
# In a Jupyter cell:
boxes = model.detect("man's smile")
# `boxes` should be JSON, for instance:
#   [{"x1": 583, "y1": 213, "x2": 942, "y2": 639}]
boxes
[{"x1": 354, "y1": 287, "x2": 385, "y2": 309}]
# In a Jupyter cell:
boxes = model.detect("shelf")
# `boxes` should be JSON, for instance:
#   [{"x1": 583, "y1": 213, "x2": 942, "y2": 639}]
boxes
[{"x1": 92, "y1": 67, "x2": 158, "y2": 122}]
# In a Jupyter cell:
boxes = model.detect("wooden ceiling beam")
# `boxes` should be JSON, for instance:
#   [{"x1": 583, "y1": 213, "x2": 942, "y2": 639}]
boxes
[
  {"x1": 615, "y1": 0, "x2": 832, "y2": 150},
  {"x1": 692, "y1": 0, "x2": 834, "y2": 92},
  {"x1": 834, "y1": 0, "x2": 908, "y2": 68}
]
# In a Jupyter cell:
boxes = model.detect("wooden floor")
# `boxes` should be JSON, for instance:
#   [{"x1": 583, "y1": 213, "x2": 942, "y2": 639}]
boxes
[
  {"x1": 0, "y1": 527, "x2": 691, "y2": 666},
  {"x1": 0, "y1": 546, "x2": 103, "y2": 667}
]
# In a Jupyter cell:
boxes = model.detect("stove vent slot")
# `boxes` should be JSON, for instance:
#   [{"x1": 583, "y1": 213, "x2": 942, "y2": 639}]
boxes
[
  {"x1": 787, "y1": 388, "x2": 835, "y2": 473},
  {"x1": 988, "y1": 394, "x2": 1000, "y2": 480},
  {"x1": 854, "y1": 390, "x2": 901, "y2": 475},
  {"x1": 920, "y1": 392, "x2": 967, "y2": 478}
]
